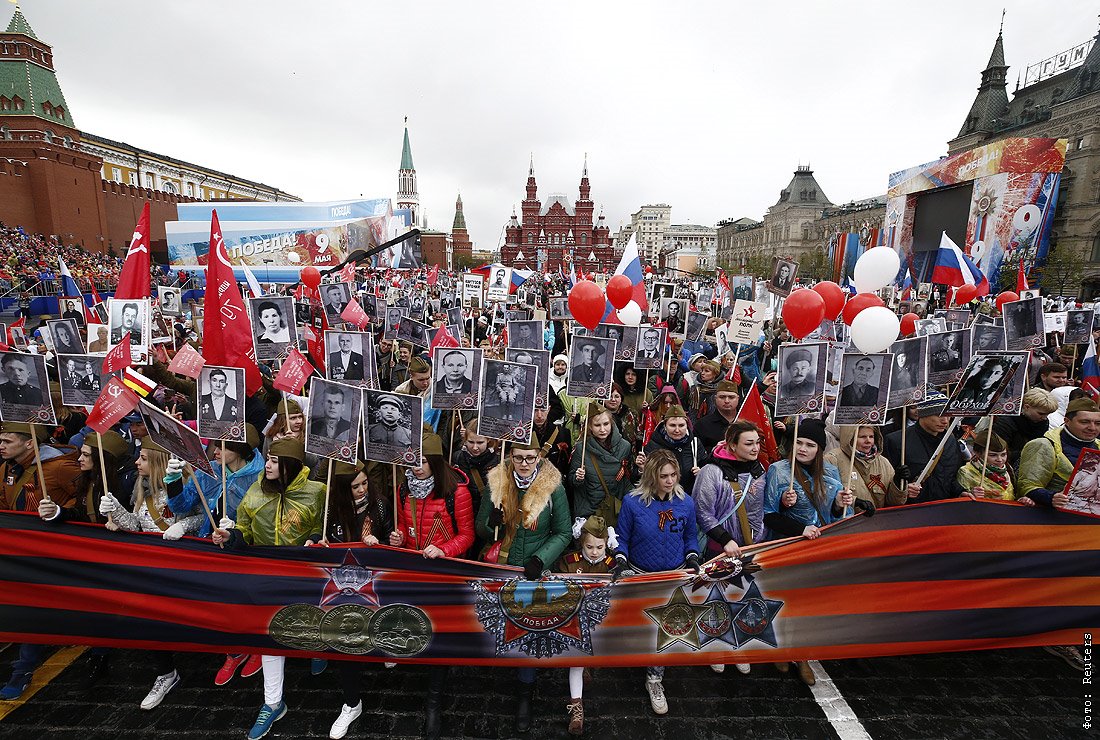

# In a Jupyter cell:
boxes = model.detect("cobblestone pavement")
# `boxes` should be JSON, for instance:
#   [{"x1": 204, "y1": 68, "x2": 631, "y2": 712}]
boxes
[{"x1": 0, "y1": 645, "x2": 1086, "y2": 739}]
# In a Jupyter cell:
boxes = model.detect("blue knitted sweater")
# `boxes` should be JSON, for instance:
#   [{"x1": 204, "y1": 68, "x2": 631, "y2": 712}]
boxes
[{"x1": 616, "y1": 490, "x2": 699, "y2": 573}]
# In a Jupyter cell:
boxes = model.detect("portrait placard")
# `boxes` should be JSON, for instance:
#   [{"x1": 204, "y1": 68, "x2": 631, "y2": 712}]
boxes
[
  {"x1": 324, "y1": 330, "x2": 372, "y2": 387},
  {"x1": 927, "y1": 329, "x2": 972, "y2": 387},
  {"x1": 634, "y1": 326, "x2": 666, "y2": 370},
  {"x1": 566, "y1": 335, "x2": 616, "y2": 400},
  {"x1": 462, "y1": 274, "x2": 484, "y2": 305},
  {"x1": 767, "y1": 257, "x2": 798, "y2": 297},
  {"x1": 107, "y1": 298, "x2": 151, "y2": 365},
  {"x1": 834, "y1": 353, "x2": 892, "y2": 426},
  {"x1": 731, "y1": 275, "x2": 755, "y2": 302},
  {"x1": 320, "y1": 283, "x2": 353, "y2": 325},
  {"x1": 0, "y1": 351, "x2": 54, "y2": 425},
  {"x1": 505, "y1": 347, "x2": 550, "y2": 409},
  {"x1": 971, "y1": 323, "x2": 1006, "y2": 351},
  {"x1": 486, "y1": 267, "x2": 512, "y2": 304},
  {"x1": 887, "y1": 337, "x2": 927, "y2": 410},
  {"x1": 249, "y1": 295, "x2": 298, "y2": 362},
  {"x1": 659, "y1": 298, "x2": 688, "y2": 339},
  {"x1": 197, "y1": 365, "x2": 246, "y2": 442},
  {"x1": 596, "y1": 323, "x2": 638, "y2": 362},
  {"x1": 1062, "y1": 447, "x2": 1100, "y2": 516},
  {"x1": 396, "y1": 316, "x2": 431, "y2": 348},
  {"x1": 363, "y1": 389, "x2": 423, "y2": 466},
  {"x1": 431, "y1": 347, "x2": 482, "y2": 410},
  {"x1": 975, "y1": 350, "x2": 1030, "y2": 416},
  {"x1": 139, "y1": 399, "x2": 213, "y2": 476},
  {"x1": 477, "y1": 359, "x2": 537, "y2": 443},
  {"x1": 774, "y1": 342, "x2": 828, "y2": 417},
  {"x1": 728, "y1": 300, "x2": 766, "y2": 345},
  {"x1": 383, "y1": 306, "x2": 406, "y2": 341},
  {"x1": 650, "y1": 282, "x2": 675, "y2": 306},
  {"x1": 506, "y1": 320, "x2": 544, "y2": 350},
  {"x1": 1064, "y1": 309, "x2": 1095, "y2": 344},
  {"x1": 59, "y1": 297, "x2": 87, "y2": 328},
  {"x1": 548, "y1": 297, "x2": 572, "y2": 321},
  {"x1": 57, "y1": 354, "x2": 109, "y2": 407},
  {"x1": 685, "y1": 310, "x2": 709, "y2": 342},
  {"x1": 158, "y1": 286, "x2": 182, "y2": 317},
  {"x1": 945, "y1": 352, "x2": 1027, "y2": 417},
  {"x1": 305, "y1": 377, "x2": 362, "y2": 463},
  {"x1": 1003, "y1": 296, "x2": 1045, "y2": 351},
  {"x1": 46, "y1": 318, "x2": 84, "y2": 355}
]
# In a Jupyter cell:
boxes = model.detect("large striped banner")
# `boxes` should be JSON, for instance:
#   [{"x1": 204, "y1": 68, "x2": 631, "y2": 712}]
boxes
[{"x1": 0, "y1": 500, "x2": 1095, "y2": 666}]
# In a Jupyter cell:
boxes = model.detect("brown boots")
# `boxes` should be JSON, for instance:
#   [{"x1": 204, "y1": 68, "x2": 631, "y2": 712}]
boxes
[{"x1": 566, "y1": 698, "x2": 584, "y2": 735}]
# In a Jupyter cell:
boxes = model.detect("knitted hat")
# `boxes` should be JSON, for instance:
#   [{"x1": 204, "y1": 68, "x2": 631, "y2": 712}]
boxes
[
  {"x1": 408, "y1": 355, "x2": 431, "y2": 374},
  {"x1": 86, "y1": 430, "x2": 128, "y2": 460},
  {"x1": 422, "y1": 433, "x2": 444, "y2": 457},
  {"x1": 664, "y1": 405, "x2": 689, "y2": 421},
  {"x1": 796, "y1": 418, "x2": 827, "y2": 450},
  {"x1": 1066, "y1": 397, "x2": 1100, "y2": 416},
  {"x1": 269, "y1": 437, "x2": 305, "y2": 462},
  {"x1": 552, "y1": 354, "x2": 569, "y2": 365},
  {"x1": 0, "y1": 422, "x2": 48, "y2": 441},
  {"x1": 688, "y1": 353, "x2": 707, "y2": 368},
  {"x1": 277, "y1": 398, "x2": 302, "y2": 416},
  {"x1": 916, "y1": 390, "x2": 949, "y2": 418}
]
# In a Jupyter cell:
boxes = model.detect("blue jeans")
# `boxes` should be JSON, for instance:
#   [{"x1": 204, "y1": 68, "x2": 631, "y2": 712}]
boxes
[
  {"x1": 9, "y1": 643, "x2": 44, "y2": 679},
  {"x1": 517, "y1": 667, "x2": 536, "y2": 685}
]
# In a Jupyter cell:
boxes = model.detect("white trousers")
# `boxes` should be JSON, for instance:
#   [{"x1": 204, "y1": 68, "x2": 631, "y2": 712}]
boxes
[{"x1": 261, "y1": 654, "x2": 285, "y2": 706}]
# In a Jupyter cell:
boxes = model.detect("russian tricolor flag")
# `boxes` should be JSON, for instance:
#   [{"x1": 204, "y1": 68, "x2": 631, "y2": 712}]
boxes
[
  {"x1": 931, "y1": 232, "x2": 990, "y2": 297},
  {"x1": 58, "y1": 257, "x2": 82, "y2": 299},
  {"x1": 1082, "y1": 339, "x2": 1100, "y2": 399},
  {"x1": 605, "y1": 233, "x2": 648, "y2": 323}
]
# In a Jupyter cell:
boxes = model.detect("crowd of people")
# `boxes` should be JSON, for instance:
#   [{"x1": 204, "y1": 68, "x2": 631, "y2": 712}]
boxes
[
  {"x1": 0, "y1": 224, "x2": 127, "y2": 294},
  {"x1": 0, "y1": 260, "x2": 1090, "y2": 740}
]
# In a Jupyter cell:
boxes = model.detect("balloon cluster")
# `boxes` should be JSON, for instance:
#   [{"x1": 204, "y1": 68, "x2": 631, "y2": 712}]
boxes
[{"x1": 567, "y1": 277, "x2": 644, "y2": 330}]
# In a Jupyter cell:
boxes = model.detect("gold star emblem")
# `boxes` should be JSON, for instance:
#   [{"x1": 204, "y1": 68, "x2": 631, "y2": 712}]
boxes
[{"x1": 644, "y1": 585, "x2": 707, "y2": 651}]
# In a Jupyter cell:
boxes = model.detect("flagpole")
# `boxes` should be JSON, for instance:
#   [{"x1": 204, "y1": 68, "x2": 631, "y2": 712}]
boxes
[
  {"x1": 321, "y1": 461, "x2": 333, "y2": 545},
  {"x1": 30, "y1": 429, "x2": 48, "y2": 503},
  {"x1": 182, "y1": 466, "x2": 219, "y2": 537},
  {"x1": 95, "y1": 438, "x2": 114, "y2": 529},
  {"x1": 220, "y1": 441, "x2": 228, "y2": 522},
  {"x1": 495, "y1": 444, "x2": 505, "y2": 541},
  {"x1": 978, "y1": 422, "x2": 994, "y2": 497}
]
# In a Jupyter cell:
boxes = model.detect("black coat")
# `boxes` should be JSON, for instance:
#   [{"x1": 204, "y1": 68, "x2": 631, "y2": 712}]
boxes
[{"x1": 883, "y1": 423, "x2": 965, "y2": 502}]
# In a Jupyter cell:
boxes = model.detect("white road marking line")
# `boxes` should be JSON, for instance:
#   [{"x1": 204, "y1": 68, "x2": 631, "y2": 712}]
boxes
[{"x1": 806, "y1": 660, "x2": 873, "y2": 740}]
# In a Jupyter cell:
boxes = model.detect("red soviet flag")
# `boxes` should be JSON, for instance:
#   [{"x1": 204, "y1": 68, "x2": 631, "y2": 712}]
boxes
[
  {"x1": 736, "y1": 383, "x2": 778, "y2": 467},
  {"x1": 167, "y1": 342, "x2": 205, "y2": 379},
  {"x1": 430, "y1": 323, "x2": 460, "y2": 350},
  {"x1": 340, "y1": 297, "x2": 370, "y2": 329},
  {"x1": 202, "y1": 209, "x2": 261, "y2": 394},
  {"x1": 86, "y1": 377, "x2": 140, "y2": 433},
  {"x1": 273, "y1": 348, "x2": 315, "y2": 393},
  {"x1": 102, "y1": 332, "x2": 132, "y2": 373},
  {"x1": 115, "y1": 202, "x2": 152, "y2": 300}
]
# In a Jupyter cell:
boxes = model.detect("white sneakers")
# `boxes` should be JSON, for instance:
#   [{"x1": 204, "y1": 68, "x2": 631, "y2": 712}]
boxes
[
  {"x1": 710, "y1": 663, "x2": 725, "y2": 673},
  {"x1": 645, "y1": 677, "x2": 667, "y2": 715},
  {"x1": 140, "y1": 670, "x2": 180, "y2": 710},
  {"x1": 734, "y1": 663, "x2": 751, "y2": 674},
  {"x1": 330, "y1": 701, "x2": 363, "y2": 739}
]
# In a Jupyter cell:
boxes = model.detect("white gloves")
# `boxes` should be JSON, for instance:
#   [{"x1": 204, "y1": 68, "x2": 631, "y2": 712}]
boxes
[
  {"x1": 167, "y1": 457, "x2": 186, "y2": 476},
  {"x1": 162, "y1": 521, "x2": 187, "y2": 540},
  {"x1": 99, "y1": 493, "x2": 121, "y2": 516},
  {"x1": 38, "y1": 499, "x2": 59, "y2": 520},
  {"x1": 219, "y1": 517, "x2": 235, "y2": 530}
]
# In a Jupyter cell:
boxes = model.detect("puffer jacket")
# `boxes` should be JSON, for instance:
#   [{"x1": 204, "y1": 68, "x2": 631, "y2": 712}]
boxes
[
  {"x1": 233, "y1": 466, "x2": 326, "y2": 546},
  {"x1": 395, "y1": 468, "x2": 475, "y2": 558},
  {"x1": 692, "y1": 443, "x2": 765, "y2": 554},
  {"x1": 824, "y1": 427, "x2": 906, "y2": 509},
  {"x1": 569, "y1": 423, "x2": 633, "y2": 525},
  {"x1": 616, "y1": 490, "x2": 698, "y2": 573},
  {"x1": 476, "y1": 460, "x2": 571, "y2": 568}
]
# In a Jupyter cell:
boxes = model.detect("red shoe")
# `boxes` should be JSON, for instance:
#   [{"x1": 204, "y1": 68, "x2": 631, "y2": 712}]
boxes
[
  {"x1": 240, "y1": 654, "x2": 263, "y2": 678},
  {"x1": 215, "y1": 654, "x2": 248, "y2": 686}
]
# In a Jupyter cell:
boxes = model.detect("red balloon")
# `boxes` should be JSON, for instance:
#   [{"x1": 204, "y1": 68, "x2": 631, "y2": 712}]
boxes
[
  {"x1": 841, "y1": 292, "x2": 884, "y2": 326},
  {"x1": 811, "y1": 281, "x2": 846, "y2": 321},
  {"x1": 995, "y1": 291, "x2": 1019, "y2": 312},
  {"x1": 782, "y1": 289, "x2": 826, "y2": 340},
  {"x1": 300, "y1": 266, "x2": 322, "y2": 290},
  {"x1": 606, "y1": 275, "x2": 633, "y2": 310},
  {"x1": 568, "y1": 280, "x2": 606, "y2": 330},
  {"x1": 900, "y1": 312, "x2": 920, "y2": 336},
  {"x1": 955, "y1": 284, "x2": 978, "y2": 305}
]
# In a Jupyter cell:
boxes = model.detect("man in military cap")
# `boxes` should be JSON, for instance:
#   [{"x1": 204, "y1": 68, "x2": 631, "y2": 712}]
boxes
[
  {"x1": 369, "y1": 394, "x2": 412, "y2": 446},
  {"x1": 780, "y1": 347, "x2": 817, "y2": 398},
  {"x1": 694, "y1": 380, "x2": 742, "y2": 453},
  {"x1": 572, "y1": 339, "x2": 607, "y2": 383},
  {"x1": 0, "y1": 353, "x2": 42, "y2": 407}
]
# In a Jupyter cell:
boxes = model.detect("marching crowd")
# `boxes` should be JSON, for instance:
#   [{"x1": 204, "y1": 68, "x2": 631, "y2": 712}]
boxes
[{"x1": 0, "y1": 262, "x2": 1091, "y2": 740}]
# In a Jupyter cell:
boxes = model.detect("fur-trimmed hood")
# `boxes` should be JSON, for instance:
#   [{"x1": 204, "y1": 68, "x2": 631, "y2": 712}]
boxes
[{"x1": 487, "y1": 458, "x2": 562, "y2": 530}]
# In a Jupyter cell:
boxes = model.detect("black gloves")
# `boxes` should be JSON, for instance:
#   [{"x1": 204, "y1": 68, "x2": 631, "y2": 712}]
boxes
[
  {"x1": 684, "y1": 553, "x2": 701, "y2": 574},
  {"x1": 487, "y1": 505, "x2": 505, "y2": 529},
  {"x1": 523, "y1": 556, "x2": 543, "y2": 580},
  {"x1": 611, "y1": 553, "x2": 634, "y2": 581},
  {"x1": 853, "y1": 498, "x2": 876, "y2": 518},
  {"x1": 893, "y1": 465, "x2": 911, "y2": 485}
]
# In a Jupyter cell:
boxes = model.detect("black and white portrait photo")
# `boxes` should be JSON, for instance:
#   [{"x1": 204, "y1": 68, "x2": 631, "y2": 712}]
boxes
[
  {"x1": 834, "y1": 353, "x2": 892, "y2": 425},
  {"x1": 325, "y1": 331, "x2": 369, "y2": 385},
  {"x1": 768, "y1": 258, "x2": 798, "y2": 297},
  {"x1": 943, "y1": 309, "x2": 970, "y2": 329},
  {"x1": 321, "y1": 283, "x2": 353, "y2": 324},
  {"x1": 927, "y1": 329, "x2": 971, "y2": 386},
  {"x1": 248, "y1": 295, "x2": 297, "y2": 362},
  {"x1": 486, "y1": 267, "x2": 512, "y2": 303},
  {"x1": 46, "y1": 319, "x2": 84, "y2": 355},
  {"x1": 85, "y1": 324, "x2": 108, "y2": 354},
  {"x1": 597, "y1": 323, "x2": 638, "y2": 362},
  {"x1": 507, "y1": 320, "x2": 544, "y2": 351},
  {"x1": 0, "y1": 352, "x2": 52, "y2": 424},
  {"x1": 914, "y1": 317, "x2": 947, "y2": 337},
  {"x1": 60, "y1": 298, "x2": 86, "y2": 328},
  {"x1": 158, "y1": 286, "x2": 182, "y2": 317},
  {"x1": 197, "y1": 366, "x2": 246, "y2": 442},
  {"x1": 1003, "y1": 296, "x2": 1044, "y2": 351},
  {"x1": 505, "y1": 309, "x2": 530, "y2": 323},
  {"x1": 305, "y1": 378, "x2": 362, "y2": 463},
  {"x1": 431, "y1": 347, "x2": 481, "y2": 410},
  {"x1": 548, "y1": 297, "x2": 572, "y2": 321},
  {"x1": 140, "y1": 400, "x2": 213, "y2": 476},
  {"x1": 383, "y1": 306, "x2": 406, "y2": 341},
  {"x1": 363, "y1": 389, "x2": 423, "y2": 466},
  {"x1": 396, "y1": 316, "x2": 430, "y2": 348},
  {"x1": 477, "y1": 359, "x2": 537, "y2": 444},
  {"x1": 360, "y1": 295, "x2": 379, "y2": 324},
  {"x1": 57, "y1": 354, "x2": 107, "y2": 407},
  {"x1": 446, "y1": 306, "x2": 464, "y2": 330},
  {"x1": 505, "y1": 347, "x2": 550, "y2": 409},
  {"x1": 977, "y1": 350, "x2": 1031, "y2": 415},
  {"x1": 685, "y1": 310, "x2": 709, "y2": 343},
  {"x1": 659, "y1": 298, "x2": 688, "y2": 339},
  {"x1": 971, "y1": 323, "x2": 1007, "y2": 352},
  {"x1": 731, "y1": 275, "x2": 754, "y2": 302},
  {"x1": 1065, "y1": 309, "x2": 1095, "y2": 344},
  {"x1": 566, "y1": 335, "x2": 616, "y2": 400},
  {"x1": 634, "y1": 325, "x2": 667, "y2": 370},
  {"x1": 650, "y1": 282, "x2": 675, "y2": 305},
  {"x1": 945, "y1": 353, "x2": 1027, "y2": 417},
  {"x1": 107, "y1": 298, "x2": 151, "y2": 365},
  {"x1": 887, "y1": 337, "x2": 927, "y2": 409},
  {"x1": 774, "y1": 342, "x2": 828, "y2": 417}
]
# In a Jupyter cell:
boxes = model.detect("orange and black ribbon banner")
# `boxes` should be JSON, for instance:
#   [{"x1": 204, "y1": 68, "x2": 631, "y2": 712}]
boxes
[{"x1": 0, "y1": 501, "x2": 1096, "y2": 666}]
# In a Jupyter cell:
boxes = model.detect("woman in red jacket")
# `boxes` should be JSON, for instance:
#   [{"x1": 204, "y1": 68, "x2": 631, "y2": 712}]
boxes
[
  {"x1": 387, "y1": 432, "x2": 475, "y2": 739},
  {"x1": 388, "y1": 432, "x2": 475, "y2": 558}
]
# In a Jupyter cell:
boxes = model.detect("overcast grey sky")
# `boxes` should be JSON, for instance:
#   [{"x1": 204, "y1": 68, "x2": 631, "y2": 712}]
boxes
[{"x1": 23, "y1": 0, "x2": 1095, "y2": 251}]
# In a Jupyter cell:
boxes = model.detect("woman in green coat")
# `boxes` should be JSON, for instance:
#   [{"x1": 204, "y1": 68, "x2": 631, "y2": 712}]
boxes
[
  {"x1": 569, "y1": 403, "x2": 635, "y2": 527},
  {"x1": 476, "y1": 435, "x2": 572, "y2": 735}
]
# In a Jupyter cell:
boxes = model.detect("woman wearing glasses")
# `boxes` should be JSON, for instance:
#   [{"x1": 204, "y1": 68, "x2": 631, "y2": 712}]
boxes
[{"x1": 477, "y1": 434, "x2": 572, "y2": 736}]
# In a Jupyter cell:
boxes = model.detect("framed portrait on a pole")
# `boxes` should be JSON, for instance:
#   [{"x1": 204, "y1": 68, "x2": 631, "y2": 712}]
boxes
[
  {"x1": 57, "y1": 354, "x2": 109, "y2": 407},
  {"x1": 140, "y1": 399, "x2": 213, "y2": 476},
  {"x1": 834, "y1": 353, "x2": 892, "y2": 426},
  {"x1": 597, "y1": 323, "x2": 638, "y2": 362},
  {"x1": 431, "y1": 347, "x2": 482, "y2": 411},
  {"x1": 1003, "y1": 296, "x2": 1045, "y2": 351},
  {"x1": 107, "y1": 298, "x2": 151, "y2": 366},
  {"x1": 0, "y1": 351, "x2": 54, "y2": 424},
  {"x1": 197, "y1": 366, "x2": 246, "y2": 442},
  {"x1": 945, "y1": 352, "x2": 1028, "y2": 417},
  {"x1": 249, "y1": 296, "x2": 298, "y2": 362},
  {"x1": 887, "y1": 337, "x2": 927, "y2": 410},
  {"x1": 305, "y1": 377, "x2": 362, "y2": 464},
  {"x1": 325, "y1": 330, "x2": 372, "y2": 387},
  {"x1": 505, "y1": 347, "x2": 550, "y2": 410},
  {"x1": 477, "y1": 359, "x2": 537, "y2": 444},
  {"x1": 363, "y1": 389, "x2": 423, "y2": 466},
  {"x1": 926, "y1": 329, "x2": 972, "y2": 387},
  {"x1": 566, "y1": 335, "x2": 616, "y2": 400},
  {"x1": 634, "y1": 326, "x2": 666, "y2": 370},
  {"x1": 774, "y1": 342, "x2": 828, "y2": 417}
]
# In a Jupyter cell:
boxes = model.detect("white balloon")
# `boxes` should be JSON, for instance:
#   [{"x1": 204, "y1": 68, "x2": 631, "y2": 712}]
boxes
[
  {"x1": 849, "y1": 306, "x2": 900, "y2": 354},
  {"x1": 853, "y1": 247, "x2": 901, "y2": 293},
  {"x1": 617, "y1": 301, "x2": 643, "y2": 326}
]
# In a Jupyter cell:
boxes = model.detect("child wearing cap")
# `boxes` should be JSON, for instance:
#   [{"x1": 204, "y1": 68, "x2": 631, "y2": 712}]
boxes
[{"x1": 958, "y1": 432, "x2": 1021, "y2": 502}]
